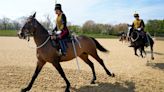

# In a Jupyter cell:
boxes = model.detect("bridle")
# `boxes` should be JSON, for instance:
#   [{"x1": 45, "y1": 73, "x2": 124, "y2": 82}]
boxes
[
  {"x1": 22, "y1": 18, "x2": 51, "y2": 49},
  {"x1": 27, "y1": 36, "x2": 50, "y2": 49}
]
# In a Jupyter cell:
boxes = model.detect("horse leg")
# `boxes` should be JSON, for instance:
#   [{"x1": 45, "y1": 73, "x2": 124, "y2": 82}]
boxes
[
  {"x1": 52, "y1": 61, "x2": 70, "y2": 92},
  {"x1": 139, "y1": 48, "x2": 144, "y2": 58},
  {"x1": 142, "y1": 46, "x2": 147, "y2": 58},
  {"x1": 79, "y1": 53, "x2": 96, "y2": 84},
  {"x1": 143, "y1": 47, "x2": 146, "y2": 56},
  {"x1": 150, "y1": 45, "x2": 154, "y2": 60},
  {"x1": 148, "y1": 35, "x2": 154, "y2": 60},
  {"x1": 21, "y1": 61, "x2": 45, "y2": 92},
  {"x1": 134, "y1": 47, "x2": 139, "y2": 57},
  {"x1": 119, "y1": 37, "x2": 122, "y2": 41},
  {"x1": 91, "y1": 53, "x2": 115, "y2": 77}
]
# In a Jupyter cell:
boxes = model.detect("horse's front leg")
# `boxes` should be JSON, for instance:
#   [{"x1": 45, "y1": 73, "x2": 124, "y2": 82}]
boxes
[
  {"x1": 143, "y1": 48, "x2": 147, "y2": 56},
  {"x1": 139, "y1": 48, "x2": 144, "y2": 58},
  {"x1": 134, "y1": 47, "x2": 139, "y2": 56},
  {"x1": 21, "y1": 61, "x2": 45, "y2": 92},
  {"x1": 52, "y1": 61, "x2": 70, "y2": 92}
]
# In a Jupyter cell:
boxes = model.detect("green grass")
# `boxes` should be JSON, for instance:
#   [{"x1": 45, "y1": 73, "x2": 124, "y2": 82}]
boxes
[
  {"x1": 0, "y1": 30, "x2": 117, "y2": 38},
  {"x1": 77, "y1": 33, "x2": 117, "y2": 38},
  {"x1": 0, "y1": 30, "x2": 17, "y2": 36}
]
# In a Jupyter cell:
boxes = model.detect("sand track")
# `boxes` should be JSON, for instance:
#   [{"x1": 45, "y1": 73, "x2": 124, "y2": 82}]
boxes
[{"x1": 0, "y1": 37, "x2": 164, "y2": 92}]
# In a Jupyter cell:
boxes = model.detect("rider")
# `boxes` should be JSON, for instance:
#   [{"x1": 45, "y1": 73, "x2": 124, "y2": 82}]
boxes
[
  {"x1": 52, "y1": 4, "x2": 70, "y2": 55},
  {"x1": 129, "y1": 13, "x2": 147, "y2": 47}
]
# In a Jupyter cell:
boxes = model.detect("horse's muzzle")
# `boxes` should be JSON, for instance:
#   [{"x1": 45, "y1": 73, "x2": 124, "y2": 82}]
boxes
[{"x1": 17, "y1": 30, "x2": 23, "y2": 39}]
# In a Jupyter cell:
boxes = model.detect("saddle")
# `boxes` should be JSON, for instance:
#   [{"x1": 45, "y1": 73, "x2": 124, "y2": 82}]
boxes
[
  {"x1": 48, "y1": 30, "x2": 81, "y2": 55},
  {"x1": 50, "y1": 34, "x2": 79, "y2": 48},
  {"x1": 50, "y1": 35, "x2": 71, "y2": 48}
]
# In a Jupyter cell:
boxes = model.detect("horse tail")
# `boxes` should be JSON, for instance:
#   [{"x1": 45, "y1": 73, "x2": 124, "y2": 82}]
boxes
[{"x1": 90, "y1": 37, "x2": 109, "y2": 52}]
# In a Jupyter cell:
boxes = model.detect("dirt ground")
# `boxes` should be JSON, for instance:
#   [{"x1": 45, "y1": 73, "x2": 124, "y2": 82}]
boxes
[{"x1": 0, "y1": 37, "x2": 164, "y2": 92}]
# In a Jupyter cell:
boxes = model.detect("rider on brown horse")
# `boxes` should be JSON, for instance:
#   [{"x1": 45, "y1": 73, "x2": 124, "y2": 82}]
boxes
[
  {"x1": 129, "y1": 13, "x2": 148, "y2": 47},
  {"x1": 51, "y1": 4, "x2": 70, "y2": 55}
]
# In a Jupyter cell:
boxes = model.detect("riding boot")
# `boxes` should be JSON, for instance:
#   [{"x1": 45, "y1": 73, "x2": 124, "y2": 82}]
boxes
[{"x1": 59, "y1": 40, "x2": 67, "y2": 56}]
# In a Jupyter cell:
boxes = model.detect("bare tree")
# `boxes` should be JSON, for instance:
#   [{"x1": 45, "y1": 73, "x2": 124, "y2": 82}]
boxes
[
  {"x1": 41, "y1": 14, "x2": 53, "y2": 30},
  {"x1": 12, "y1": 20, "x2": 21, "y2": 30},
  {"x1": 2, "y1": 17, "x2": 10, "y2": 30},
  {"x1": 17, "y1": 16, "x2": 28, "y2": 27}
]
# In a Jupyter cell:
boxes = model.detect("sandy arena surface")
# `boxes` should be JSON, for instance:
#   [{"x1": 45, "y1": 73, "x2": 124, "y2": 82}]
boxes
[{"x1": 0, "y1": 37, "x2": 164, "y2": 92}]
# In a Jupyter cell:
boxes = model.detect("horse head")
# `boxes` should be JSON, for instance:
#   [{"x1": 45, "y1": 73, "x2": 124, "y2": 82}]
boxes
[
  {"x1": 131, "y1": 31, "x2": 140, "y2": 42},
  {"x1": 18, "y1": 12, "x2": 38, "y2": 40}
]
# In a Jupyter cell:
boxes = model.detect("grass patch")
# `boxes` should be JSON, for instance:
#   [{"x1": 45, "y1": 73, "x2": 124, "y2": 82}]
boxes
[
  {"x1": 77, "y1": 33, "x2": 117, "y2": 38},
  {"x1": 0, "y1": 30, "x2": 17, "y2": 36},
  {"x1": 0, "y1": 30, "x2": 117, "y2": 38}
]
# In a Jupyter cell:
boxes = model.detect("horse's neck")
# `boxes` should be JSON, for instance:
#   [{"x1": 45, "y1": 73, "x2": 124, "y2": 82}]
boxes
[{"x1": 33, "y1": 21, "x2": 49, "y2": 46}]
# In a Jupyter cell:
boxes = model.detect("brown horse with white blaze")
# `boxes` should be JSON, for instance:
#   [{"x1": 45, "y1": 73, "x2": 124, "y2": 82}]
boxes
[{"x1": 18, "y1": 13, "x2": 115, "y2": 92}]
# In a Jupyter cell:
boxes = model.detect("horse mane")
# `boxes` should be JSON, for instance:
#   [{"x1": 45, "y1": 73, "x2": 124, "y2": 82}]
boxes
[{"x1": 34, "y1": 18, "x2": 49, "y2": 35}]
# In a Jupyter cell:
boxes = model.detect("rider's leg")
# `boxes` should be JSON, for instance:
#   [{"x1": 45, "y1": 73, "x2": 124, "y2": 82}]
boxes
[
  {"x1": 58, "y1": 39, "x2": 67, "y2": 55},
  {"x1": 142, "y1": 31, "x2": 149, "y2": 46}
]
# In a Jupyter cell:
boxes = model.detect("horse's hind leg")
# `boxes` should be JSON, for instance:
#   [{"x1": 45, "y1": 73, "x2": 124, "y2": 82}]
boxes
[
  {"x1": 79, "y1": 53, "x2": 96, "y2": 84},
  {"x1": 21, "y1": 61, "x2": 45, "y2": 92},
  {"x1": 142, "y1": 46, "x2": 147, "y2": 58},
  {"x1": 52, "y1": 61, "x2": 70, "y2": 92},
  {"x1": 150, "y1": 45, "x2": 154, "y2": 60},
  {"x1": 91, "y1": 52, "x2": 115, "y2": 77}
]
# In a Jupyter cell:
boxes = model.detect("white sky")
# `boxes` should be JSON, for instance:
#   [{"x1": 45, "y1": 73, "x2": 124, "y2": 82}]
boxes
[{"x1": 0, "y1": 0, "x2": 164, "y2": 25}]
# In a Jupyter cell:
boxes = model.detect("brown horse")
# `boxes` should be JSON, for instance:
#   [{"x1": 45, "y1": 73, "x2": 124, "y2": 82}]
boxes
[{"x1": 18, "y1": 13, "x2": 115, "y2": 92}]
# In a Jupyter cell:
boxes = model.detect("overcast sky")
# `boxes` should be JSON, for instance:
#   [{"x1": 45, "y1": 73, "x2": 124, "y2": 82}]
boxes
[{"x1": 0, "y1": 0, "x2": 164, "y2": 25}]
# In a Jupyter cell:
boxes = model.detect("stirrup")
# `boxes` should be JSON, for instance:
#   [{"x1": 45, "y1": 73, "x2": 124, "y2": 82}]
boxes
[
  {"x1": 58, "y1": 49, "x2": 62, "y2": 56},
  {"x1": 58, "y1": 49, "x2": 66, "y2": 56}
]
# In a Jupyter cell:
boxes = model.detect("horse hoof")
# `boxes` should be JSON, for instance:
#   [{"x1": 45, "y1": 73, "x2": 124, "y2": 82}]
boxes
[
  {"x1": 111, "y1": 73, "x2": 115, "y2": 77},
  {"x1": 109, "y1": 73, "x2": 115, "y2": 77},
  {"x1": 91, "y1": 81, "x2": 95, "y2": 84},
  {"x1": 21, "y1": 88, "x2": 27, "y2": 92},
  {"x1": 135, "y1": 54, "x2": 139, "y2": 57},
  {"x1": 151, "y1": 57, "x2": 154, "y2": 60},
  {"x1": 65, "y1": 89, "x2": 70, "y2": 92}
]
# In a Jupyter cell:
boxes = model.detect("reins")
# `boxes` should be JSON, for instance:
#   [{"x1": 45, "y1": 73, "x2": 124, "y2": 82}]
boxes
[
  {"x1": 27, "y1": 36, "x2": 50, "y2": 49},
  {"x1": 131, "y1": 31, "x2": 139, "y2": 42}
]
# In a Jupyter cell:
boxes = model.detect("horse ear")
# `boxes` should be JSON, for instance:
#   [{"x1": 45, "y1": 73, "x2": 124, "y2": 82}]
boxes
[{"x1": 32, "y1": 12, "x2": 36, "y2": 18}]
